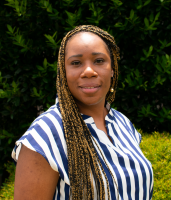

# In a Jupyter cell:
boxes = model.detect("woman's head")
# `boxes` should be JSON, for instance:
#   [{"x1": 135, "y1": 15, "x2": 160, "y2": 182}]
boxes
[
  {"x1": 64, "y1": 31, "x2": 114, "y2": 111},
  {"x1": 56, "y1": 25, "x2": 119, "y2": 200},
  {"x1": 57, "y1": 25, "x2": 120, "y2": 106}
]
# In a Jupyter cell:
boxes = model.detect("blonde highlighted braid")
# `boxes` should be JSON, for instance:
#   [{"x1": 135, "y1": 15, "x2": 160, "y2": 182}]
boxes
[{"x1": 56, "y1": 25, "x2": 120, "y2": 200}]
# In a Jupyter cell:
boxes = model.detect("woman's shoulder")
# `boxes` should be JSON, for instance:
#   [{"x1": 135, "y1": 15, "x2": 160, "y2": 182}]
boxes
[
  {"x1": 12, "y1": 103, "x2": 68, "y2": 176},
  {"x1": 110, "y1": 108, "x2": 142, "y2": 145},
  {"x1": 30, "y1": 103, "x2": 62, "y2": 128},
  {"x1": 110, "y1": 108, "x2": 132, "y2": 125},
  {"x1": 22, "y1": 103, "x2": 65, "y2": 145}
]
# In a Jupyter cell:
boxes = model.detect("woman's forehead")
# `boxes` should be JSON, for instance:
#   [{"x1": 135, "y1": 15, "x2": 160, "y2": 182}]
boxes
[{"x1": 65, "y1": 32, "x2": 109, "y2": 54}]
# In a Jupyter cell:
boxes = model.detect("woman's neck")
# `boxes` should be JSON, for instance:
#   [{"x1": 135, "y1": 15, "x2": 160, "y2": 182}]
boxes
[{"x1": 76, "y1": 100, "x2": 109, "y2": 134}]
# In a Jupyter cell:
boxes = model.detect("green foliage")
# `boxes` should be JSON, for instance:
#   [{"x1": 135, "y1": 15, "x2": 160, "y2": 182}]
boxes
[
  {"x1": 140, "y1": 131, "x2": 171, "y2": 199},
  {"x1": 0, "y1": 0, "x2": 171, "y2": 182},
  {"x1": 0, "y1": 162, "x2": 15, "y2": 200},
  {"x1": 0, "y1": 132, "x2": 171, "y2": 199}
]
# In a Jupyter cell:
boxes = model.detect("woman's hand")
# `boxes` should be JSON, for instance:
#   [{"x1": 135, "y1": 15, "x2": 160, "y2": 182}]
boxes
[{"x1": 14, "y1": 145, "x2": 59, "y2": 200}]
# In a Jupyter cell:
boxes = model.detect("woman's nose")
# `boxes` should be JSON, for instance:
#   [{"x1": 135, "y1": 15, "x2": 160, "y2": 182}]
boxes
[{"x1": 80, "y1": 65, "x2": 98, "y2": 78}]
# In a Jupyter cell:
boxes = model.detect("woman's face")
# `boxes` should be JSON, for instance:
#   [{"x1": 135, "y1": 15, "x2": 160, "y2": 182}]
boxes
[{"x1": 65, "y1": 32, "x2": 113, "y2": 109}]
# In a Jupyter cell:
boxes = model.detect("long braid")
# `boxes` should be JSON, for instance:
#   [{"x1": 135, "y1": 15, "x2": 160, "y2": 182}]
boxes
[{"x1": 56, "y1": 25, "x2": 120, "y2": 200}]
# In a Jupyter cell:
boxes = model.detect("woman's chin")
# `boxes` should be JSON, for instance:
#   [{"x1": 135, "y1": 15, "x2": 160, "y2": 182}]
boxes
[{"x1": 74, "y1": 96, "x2": 105, "y2": 108}]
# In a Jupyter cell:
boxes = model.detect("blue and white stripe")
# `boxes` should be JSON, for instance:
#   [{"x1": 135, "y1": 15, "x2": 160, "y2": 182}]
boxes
[{"x1": 12, "y1": 97, "x2": 153, "y2": 200}]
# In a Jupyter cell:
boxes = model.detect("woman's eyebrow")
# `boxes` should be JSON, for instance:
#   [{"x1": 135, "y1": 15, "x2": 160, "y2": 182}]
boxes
[
  {"x1": 92, "y1": 52, "x2": 106, "y2": 56},
  {"x1": 67, "y1": 52, "x2": 106, "y2": 61},
  {"x1": 67, "y1": 54, "x2": 82, "y2": 60}
]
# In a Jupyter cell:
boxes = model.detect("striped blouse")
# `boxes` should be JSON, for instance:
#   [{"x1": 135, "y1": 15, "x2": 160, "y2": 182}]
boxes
[{"x1": 12, "y1": 97, "x2": 153, "y2": 200}]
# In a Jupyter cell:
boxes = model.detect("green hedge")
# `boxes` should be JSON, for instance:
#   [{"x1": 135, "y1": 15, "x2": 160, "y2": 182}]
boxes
[
  {"x1": 0, "y1": 0, "x2": 171, "y2": 180},
  {"x1": 140, "y1": 131, "x2": 171, "y2": 199},
  {"x1": 0, "y1": 132, "x2": 171, "y2": 199},
  {"x1": 0, "y1": 162, "x2": 14, "y2": 200}
]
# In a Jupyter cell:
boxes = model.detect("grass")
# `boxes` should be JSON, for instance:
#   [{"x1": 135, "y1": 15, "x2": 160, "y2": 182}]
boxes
[{"x1": 0, "y1": 131, "x2": 171, "y2": 199}]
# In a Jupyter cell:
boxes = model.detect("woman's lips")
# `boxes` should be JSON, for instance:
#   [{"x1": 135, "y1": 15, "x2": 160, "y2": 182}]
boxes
[{"x1": 79, "y1": 86, "x2": 100, "y2": 94}]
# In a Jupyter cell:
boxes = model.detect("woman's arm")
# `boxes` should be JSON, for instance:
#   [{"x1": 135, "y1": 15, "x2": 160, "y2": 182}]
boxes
[{"x1": 14, "y1": 145, "x2": 59, "y2": 200}]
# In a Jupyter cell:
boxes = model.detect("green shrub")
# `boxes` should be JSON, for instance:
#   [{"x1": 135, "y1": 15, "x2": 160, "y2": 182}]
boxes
[
  {"x1": 0, "y1": 162, "x2": 15, "y2": 200},
  {"x1": 0, "y1": 132, "x2": 171, "y2": 199},
  {"x1": 0, "y1": 0, "x2": 171, "y2": 181},
  {"x1": 140, "y1": 131, "x2": 171, "y2": 200}
]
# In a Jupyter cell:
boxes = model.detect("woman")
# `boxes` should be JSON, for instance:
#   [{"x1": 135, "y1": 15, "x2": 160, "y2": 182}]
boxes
[{"x1": 12, "y1": 25, "x2": 153, "y2": 200}]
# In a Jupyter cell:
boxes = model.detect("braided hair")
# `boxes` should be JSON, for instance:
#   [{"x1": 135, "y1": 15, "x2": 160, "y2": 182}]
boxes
[{"x1": 56, "y1": 25, "x2": 120, "y2": 200}]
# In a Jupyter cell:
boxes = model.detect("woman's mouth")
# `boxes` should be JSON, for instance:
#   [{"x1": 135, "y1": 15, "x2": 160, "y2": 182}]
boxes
[{"x1": 79, "y1": 86, "x2": 100, "y2": 94}]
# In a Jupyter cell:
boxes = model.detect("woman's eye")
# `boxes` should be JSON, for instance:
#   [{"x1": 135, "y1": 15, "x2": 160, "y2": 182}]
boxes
[
  {"x1": 95, "y1": 59, "x2": 104, "y2": 64},
  {"x1": 71, "y1": 61, "x2": 80, "y2": 65}
]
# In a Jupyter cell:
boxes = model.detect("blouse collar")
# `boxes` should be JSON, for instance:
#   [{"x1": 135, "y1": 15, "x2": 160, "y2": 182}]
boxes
[
  {"x1": 81, "y1": 106, "x2": 114, "y2": 125},
  {"x1": 55, "y1": 96, "x2": 114, "y2": 125}
]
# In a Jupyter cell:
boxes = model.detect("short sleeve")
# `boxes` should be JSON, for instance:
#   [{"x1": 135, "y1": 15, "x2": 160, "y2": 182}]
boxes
[{"x1": 11, "y1": 105, "x2": 70, "y2": 185}]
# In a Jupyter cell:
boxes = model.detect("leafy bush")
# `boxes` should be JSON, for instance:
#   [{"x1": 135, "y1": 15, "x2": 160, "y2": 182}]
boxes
[
  {"x1": 0, "y1": 132, "x2": 171, "y2": 199},
  {"x1": 140, "y1": 131, "x2": 171, "y2": 200},
  {"x1": 0, "y1": 0, "x2": 171, "y2": 181},
  {"x1": 0, "y1": 162, "x2": 15, "y2": 200}
]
